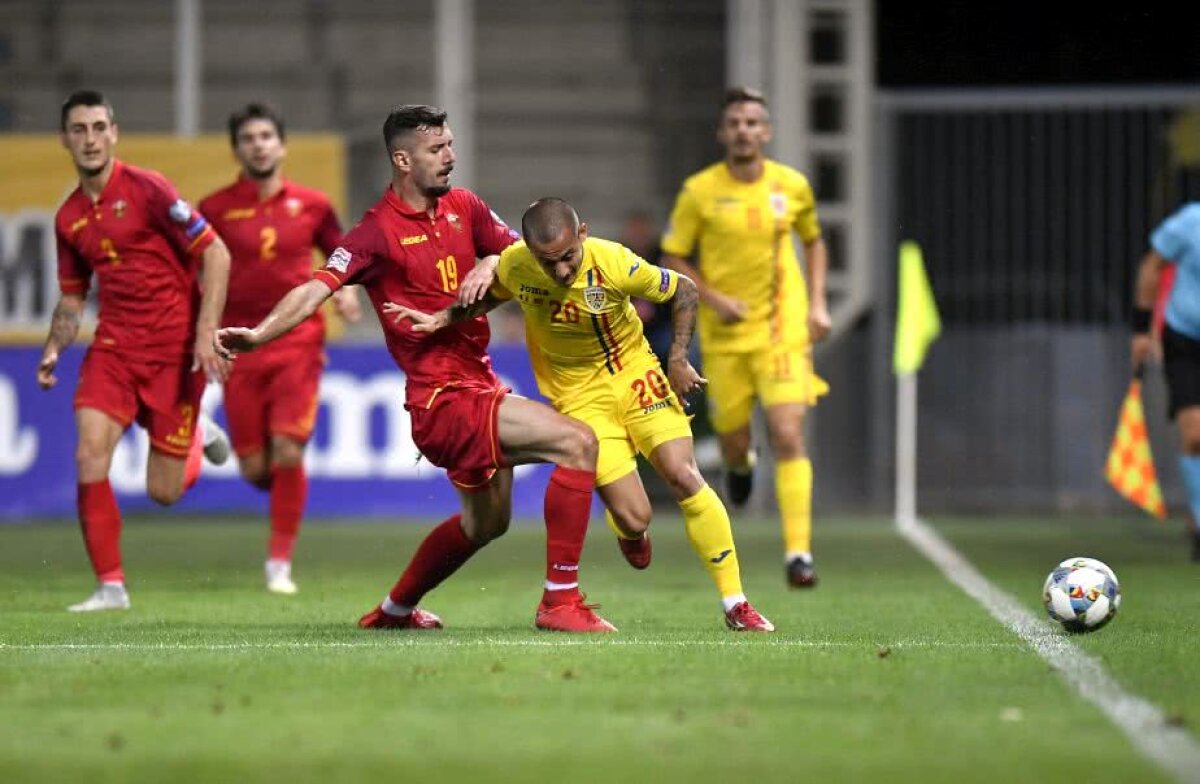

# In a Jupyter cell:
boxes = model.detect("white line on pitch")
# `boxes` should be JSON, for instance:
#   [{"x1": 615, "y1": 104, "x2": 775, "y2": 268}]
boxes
[
  {"x1": 0, "y1": 638, "x2": 1020, "y2": 652},
  {"x1": 898, "y1": 515, "x2": 1200, "y2": 784}
]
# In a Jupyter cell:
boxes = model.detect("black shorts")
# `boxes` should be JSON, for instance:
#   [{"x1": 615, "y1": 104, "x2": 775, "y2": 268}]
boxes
[{"x1": 1161, "y1": 323, "x2": 1200, "y2": 418}]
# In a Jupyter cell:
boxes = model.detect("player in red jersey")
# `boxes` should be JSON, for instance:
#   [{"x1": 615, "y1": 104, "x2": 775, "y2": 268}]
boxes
[
  {"x1": 216, "y1": 105, "x2": 615, "y2": 632},
  {"x1": 200, "y1": 103, "x2": 362, "y2": 595},
  {"x1": 38, "y1": 90, "x2": 234, "y2": 612}
]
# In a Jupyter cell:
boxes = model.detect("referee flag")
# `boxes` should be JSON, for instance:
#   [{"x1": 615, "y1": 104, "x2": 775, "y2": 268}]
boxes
[
  {"x1": 1104, "y1": 378, "x2": 1167, "y2": 519},
  {"x1": 893, "y1": 241, "x2": 941, "y2": 375}
]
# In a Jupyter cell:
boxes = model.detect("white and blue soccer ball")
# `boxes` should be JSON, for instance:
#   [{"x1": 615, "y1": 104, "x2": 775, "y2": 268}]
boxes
[{"x1": 1042, "y1": 557, "x2": 1121, "y2": 632}]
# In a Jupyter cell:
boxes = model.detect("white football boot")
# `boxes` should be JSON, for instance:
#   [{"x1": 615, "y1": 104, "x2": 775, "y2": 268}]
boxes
[
  {"x1": 67, "y1": 582, "x2": 131, "y2": 612},
  {"x1": 265, "y1": 559, "x2": 298, "y2": 595},
  {"x1": 198, "y1": 412, "x2": 231, "y2": 465}
]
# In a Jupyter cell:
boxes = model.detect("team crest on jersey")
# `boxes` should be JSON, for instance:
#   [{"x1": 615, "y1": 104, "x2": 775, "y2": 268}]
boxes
[
  {"x1": 285, "y1": 197, "x2": 303, "y2": 217},
  {"x1": 583, "y1": 286, "x2": 607, "y2": 312},
  {"x1": 112, "y1": 199, "x2": 127, "y2": 218},
  {"x1": 769, "y1": 192, "x2": 788, "y2": 217},
  {"x1": 446, "y1": 212, "x2": 463, "y2": 232}
]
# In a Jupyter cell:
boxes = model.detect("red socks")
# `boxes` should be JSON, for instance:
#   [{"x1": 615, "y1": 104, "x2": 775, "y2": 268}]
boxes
[
  {"x1": 542, "y1": 466, "x2": 596, "y2": 605},
  {"x1": 387, "y1": 515, "x2": 479, "y2": 608},
  {"x1": 78, "y1": 480, "x2": 124, "y2": 583},
  {"x1": 183, "y1": 426, "x2": 204, "y2": 491},
  {"x1": 268, "y1": 465, "x2": 307, "y2": 561}
]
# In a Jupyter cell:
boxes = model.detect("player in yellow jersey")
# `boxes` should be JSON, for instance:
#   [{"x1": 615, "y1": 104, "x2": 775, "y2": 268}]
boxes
[
  {"x1": 660, "y1": 87, "x2": 831, "y2": 589},
  {"x1": 385, "y1": 198, "x2": 774, "y2": 632}
]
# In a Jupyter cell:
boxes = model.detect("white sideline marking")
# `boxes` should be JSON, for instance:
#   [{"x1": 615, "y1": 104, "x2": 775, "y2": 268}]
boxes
[
  {"x1": 0, "y1": 639, "x2": 1019, "y2": 652},
  {"x1": 898, "y1": 515, "x2": 1200, "y2": 784}
]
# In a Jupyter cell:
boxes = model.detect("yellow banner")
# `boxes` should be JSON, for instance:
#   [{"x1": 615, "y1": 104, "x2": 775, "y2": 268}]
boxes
[
  {"x1": 0, "y1": 134, "x2": 344, "y2": 211},
  {"x1": 0, "y1": 134, "x2": 345, "y2": 342}
]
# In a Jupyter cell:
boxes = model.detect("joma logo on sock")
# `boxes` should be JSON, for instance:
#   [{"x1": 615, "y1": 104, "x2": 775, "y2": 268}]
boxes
[{"x1": 710, "y1": 549, "x2": 733, "y2": 564}]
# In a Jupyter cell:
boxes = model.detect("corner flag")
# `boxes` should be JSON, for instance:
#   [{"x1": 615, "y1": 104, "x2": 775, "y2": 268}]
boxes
[
  {"x1": 1104, "y1": 378, "x2": 1167, "y2": 519},
  {"x1": 893, "y1": 241, "x2": 941, "y2": 375}
]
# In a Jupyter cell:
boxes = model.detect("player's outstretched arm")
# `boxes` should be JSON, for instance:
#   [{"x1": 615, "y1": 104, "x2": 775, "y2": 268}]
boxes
[
  {"x1": 37, "y1": 293, "x2": 85, "y2": 390},
  {"x1": 215, "y1": 279, "x2": 332, "y2": 360},
  {"x1": 664, "y1": 274, "x2": 707, "y2": 401},
  {"x1": 383, "y1": 292, "x2": 505, "y2": 333},
  {"x1": 194, "y1": 237, "x2": 233, "y2": 382},
  {"x1": 661, "y1": 253, "x2": 747, "y2": 324}
]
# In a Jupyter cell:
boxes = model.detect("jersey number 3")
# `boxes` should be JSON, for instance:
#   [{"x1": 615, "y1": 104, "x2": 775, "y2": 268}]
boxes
[{"x1": 437, "y1": 255, "x2": 459, "y2": 292}]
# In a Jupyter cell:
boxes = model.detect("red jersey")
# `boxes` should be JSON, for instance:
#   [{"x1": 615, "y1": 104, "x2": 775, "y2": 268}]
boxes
[
  {"x1": 314, "y1": 186, "x2": 519, "y2": 404},
  {"x1": 199, "y1": 176, "x2": 342, "y2": 350},
  {"x1": 56, "y1": 159, "x2": 217, "y2": 360}
]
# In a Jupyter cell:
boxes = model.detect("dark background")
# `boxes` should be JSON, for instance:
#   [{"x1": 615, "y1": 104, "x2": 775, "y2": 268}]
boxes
[{"x1": 876, "y1": 3, "x2": 1200, "y2": 86}]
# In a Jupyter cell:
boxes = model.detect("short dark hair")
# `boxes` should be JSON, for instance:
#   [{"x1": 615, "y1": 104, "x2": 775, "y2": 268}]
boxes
[
  {"x1": 382, "y1": 104, "x2": 448, "y2": 153},
  {"x1": 228, "y1": 103, "x2": 286, "y2": 147},
  {"x1": 60, "y1": 90, "x2": 115, "y2": 131},
  {"x1": 522, "y1": 197, "x2": 580, "y2": 246},
  {"x1": 722, "y1": 86, "x2": 768, "y2": 110}
]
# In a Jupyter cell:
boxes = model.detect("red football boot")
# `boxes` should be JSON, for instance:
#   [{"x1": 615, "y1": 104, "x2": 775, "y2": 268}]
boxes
[
  {"x1": 724, "y1": 601, "x2": 775, "y2": 632},
  {"x1": 617, "y1": 533, "x2": 652, "y2": 570},
  {"x1": 535, "y1": 595, "x2": 617, "y2": 633},
  {"x1": 357, "y1": 605, "x2": 443, "y2": 630}
]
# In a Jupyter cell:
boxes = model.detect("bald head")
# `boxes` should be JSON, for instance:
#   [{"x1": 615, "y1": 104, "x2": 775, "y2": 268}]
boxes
[{"x1": 521, "y1": 197, "x2": 580, "y2": 246}]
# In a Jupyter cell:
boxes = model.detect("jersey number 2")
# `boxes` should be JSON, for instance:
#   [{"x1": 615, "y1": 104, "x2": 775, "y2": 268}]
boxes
[
  {"x1": 437, "y1": 255, "x2": 458, "y2": 292},
  {"x1": 259, "y1": 227, "x2": 277, "y2": 261},
  {"x1": 99, "y1": 237, "x2": 121, "y2": 266}
]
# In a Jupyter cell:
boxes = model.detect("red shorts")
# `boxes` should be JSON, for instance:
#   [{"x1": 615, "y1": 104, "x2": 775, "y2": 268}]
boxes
[
  {"x1": 224, "y1": 344, "x2": 324, "y2": 458},
  {"x1": 74, "y1": 348, "x2": 205, "y2": 457},
  {"x1": 407, "y1": 383, "x2": 510, "y2": 491}
]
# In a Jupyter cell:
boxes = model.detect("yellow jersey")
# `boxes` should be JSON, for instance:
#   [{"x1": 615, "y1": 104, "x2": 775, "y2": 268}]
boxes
[
  {"x1": 661, "y1": 159, "x2": 821, "y2": 354},
  {"x1": 492, "y1": 237, "x2": 679, "y2": 409}
]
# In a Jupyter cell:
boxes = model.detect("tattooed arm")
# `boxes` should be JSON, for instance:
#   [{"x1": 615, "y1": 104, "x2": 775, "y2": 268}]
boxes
[
  {"x1": 665, "y1": 274, "x2": 707, "y2": 400},
  {"x1": 37, "y1": 294, "x2": 85, "y2": 389}
]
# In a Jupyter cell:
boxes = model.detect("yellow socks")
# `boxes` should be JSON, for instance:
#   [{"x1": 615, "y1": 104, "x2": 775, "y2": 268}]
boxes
[
  {"x1": 776, "y1": 457, "x2": 813, "y2": 557},
  {"x1": 679, "y1": 484, "x2": 744, "y2": 601}
]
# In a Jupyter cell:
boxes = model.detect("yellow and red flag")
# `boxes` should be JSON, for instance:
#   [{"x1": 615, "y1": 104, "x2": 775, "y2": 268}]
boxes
[{"x1": 1104, "y1": 378, "x2": 1167, "y2": 519}]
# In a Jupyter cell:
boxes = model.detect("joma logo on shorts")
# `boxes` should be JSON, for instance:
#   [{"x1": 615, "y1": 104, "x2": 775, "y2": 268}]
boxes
[{"x1": 641, "y1": 400, "x2": 670, "y2": 414}]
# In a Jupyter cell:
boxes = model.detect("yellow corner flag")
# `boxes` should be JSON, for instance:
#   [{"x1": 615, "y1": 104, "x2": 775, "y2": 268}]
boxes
[
  {"x1": 1104, "y1": 379, "x2": 1167, "y2": 519},
  {"x1": 893, "y1": 241, "x2": 942, "y2": 375}
]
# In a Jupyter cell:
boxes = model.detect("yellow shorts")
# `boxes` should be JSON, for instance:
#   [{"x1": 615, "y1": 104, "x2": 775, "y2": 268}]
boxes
[
  {"x1": 561, "y1": 358, "x2": 694, "y2": 487},
  {"x1": 702, "y1": 343, "x2": 829, "y2": 434}
]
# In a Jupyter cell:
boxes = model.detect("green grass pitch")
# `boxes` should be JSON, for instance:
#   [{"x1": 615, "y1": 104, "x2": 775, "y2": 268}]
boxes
[{"x1": 1, "y1": 513, "x2": 1196, "y2": 783}]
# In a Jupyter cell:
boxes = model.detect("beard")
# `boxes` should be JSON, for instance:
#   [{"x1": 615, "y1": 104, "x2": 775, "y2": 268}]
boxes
[
  {"x1": 728, "y1": 147, "x2": 759, "y2": 165},
  {"x1": 245, "y1": 163, "x2": 278, "y2": 180},
  {"x1": 423, "y1": 184, "x2": 451, "y2": 197}
]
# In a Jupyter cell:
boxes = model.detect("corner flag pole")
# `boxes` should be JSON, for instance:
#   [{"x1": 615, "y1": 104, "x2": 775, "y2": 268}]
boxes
[
  {"x1": 895, "y1": 373, "x2": 918, "y2": 527},
  {"x1": 893, "y1": 241, "x2": 941, "y2": 528}
]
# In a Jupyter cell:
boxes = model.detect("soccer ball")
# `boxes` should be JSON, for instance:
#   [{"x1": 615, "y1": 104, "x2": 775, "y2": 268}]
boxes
[{"x1": 1042, "y1": 557, "x2": 1121, "y2": 632}]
